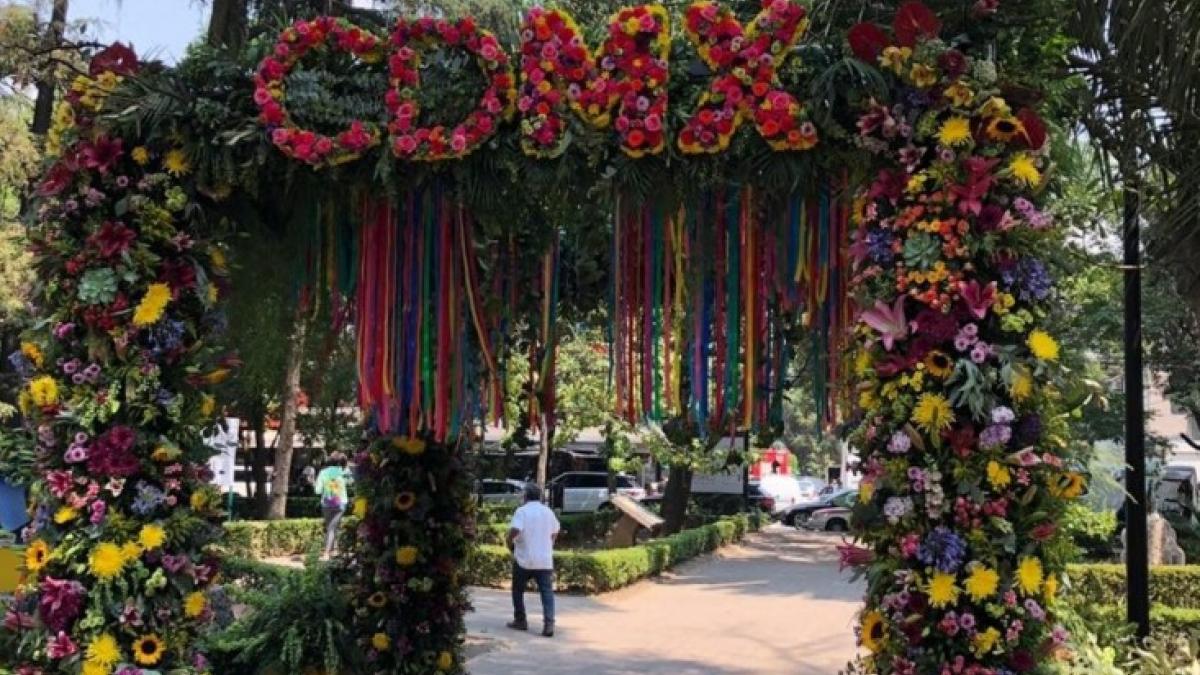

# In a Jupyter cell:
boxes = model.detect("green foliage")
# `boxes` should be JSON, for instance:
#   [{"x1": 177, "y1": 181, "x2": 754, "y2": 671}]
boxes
[
  {"x1": 230, "y1": 494, "x2": 323, "y2": 519},
  {"x1": 222, "y1": 518, "x2": 325, "y2": 558},
  {"x1": 206, "y1": 560, "x2": 358, "y2": 675},
  {"x1": 475, "y1": 509, "x2": 620, "y2": 549},
  {"x1": 1062, "y1": 503, "x2": 1119, "y2": 560},
  {"x1": 1066, "y1": 564, "x2": 1200, "y2": 610}
]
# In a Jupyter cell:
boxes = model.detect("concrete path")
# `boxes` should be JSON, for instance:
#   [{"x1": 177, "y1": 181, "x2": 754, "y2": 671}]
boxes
[{"x1": 465, "y1": 524, "x2": 863, "y2": 675}]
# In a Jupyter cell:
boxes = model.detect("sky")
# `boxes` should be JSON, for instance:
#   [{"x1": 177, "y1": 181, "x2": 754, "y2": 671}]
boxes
[{"x1": 29, "y1": 0, "x2": 209, "y2": 64}]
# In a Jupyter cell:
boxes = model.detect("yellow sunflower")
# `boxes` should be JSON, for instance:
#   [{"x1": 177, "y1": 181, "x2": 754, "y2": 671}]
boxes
[
  {"x1": 986, "y1": 116, "x2": 1026, "y2": 142},
  {"x1": 132, "y1": 283, "x2": 172, "y2": 327},
  {"x1": 184, "y1": 591, "x2": 208, "y2": 618},
  {"x1": 163, "y1": 148, "x2": 191, "y2": 176},
  {"x1": 1016, "y1": 556, "x2": 1044, "y2": 595},
  {"x1": 912, "y1": 393, "x2": 954, "y2": 435},
  {"x1": 860, "y1": 610, "x2": 886, "y2": 653},
  {"x1": 372, "y1": 632, "x2": 391, "y2": 651},
  {"x1": 89, "y1": 543, "x2": 126, "y2": 580},
  {"x1": 1008, "y1": 152, "x2": 1042, "y2": 188},
  {"x1": 923, "y1": 350, "x2": 954, "y2": 379},
  {"x1": 936, "y1": 116, "x2": 972, "y2": 147},
  {"x1": 367, "y1": 591, "x2": 388, "y2": 608},
  {"x1": 86, "y1": 633, "x2": 121, "y2": 667},
  {"x1": 132, "y1": 634, "x2": 165, "y2": 666},
  {"x1": 24, "y1": 539, "x2": 51, "y2": 573},
  {"x1": 1048, "y1": 472, "x2": 1087, "y2": 500},
  {"x1": 964, "y1": 564, "x2": 1000, "y2": 601},
  {"x1": 1026, "y1": 329, "x2": 1060, "y2": 361},
  {"x1": 138, "y1": 523, "x2": 167, "y2": 550},
  {"x1": 395, "y1": 546, "x2": 419, "y2": 567},
  {"x1": 926, "y1": 571, "x2": 961, "y2": 608}
]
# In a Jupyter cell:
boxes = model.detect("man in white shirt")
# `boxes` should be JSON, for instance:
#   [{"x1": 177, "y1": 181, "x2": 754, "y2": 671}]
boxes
[{"x1": 506, "y1": 483, "x2": 560, "y2": 637}]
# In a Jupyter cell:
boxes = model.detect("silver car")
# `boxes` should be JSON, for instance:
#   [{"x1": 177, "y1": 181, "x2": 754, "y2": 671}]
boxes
[
  {"x1": 476, "y1": 479, "x2": 528, "y2": 506},
  {"x1": 804, "y1": 504, "x2": 852, "y2": 532}
]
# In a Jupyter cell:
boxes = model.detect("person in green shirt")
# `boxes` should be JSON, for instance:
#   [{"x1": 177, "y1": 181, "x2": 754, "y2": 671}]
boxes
[{"x1": 314, "y1": 452, "x2": 349, "y2": 559}]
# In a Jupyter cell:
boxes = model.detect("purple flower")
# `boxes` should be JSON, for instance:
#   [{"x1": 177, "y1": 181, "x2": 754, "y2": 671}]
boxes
[
  {"x1": 38, "y1": 577, "x2": 86, "y2": 633},
  {"x1": 991, "y1": 407, "x2": 1015, "y2": 425},
  {"x1": 1024, "y1": 598, "x2": 1046, "y2": 621},
  {"x1": 1015, "y1": 414, "x2": 1042, "y2": 446},
  {"x1": 1001, "y1": 257, "x2": 1052, "y2": 301},
  {"x1": 918, "y1": 526, "x2": 968, "y2": 573},
  {"x1": 970, "y1": 343, "x2": 991, "y2": 363},
  {"x1": 46, "y1": 631, "x2": 77, "y2": 659},
  {"x1": 979, "y1": 424, "x2": 1012, "y2": 449},
  {"x1": 888, "y1": 431, "x2": 911, "y2": 454},
  {"x1": 866, "y1": 229, "x2": 896, "y2": 264},
  {"x1": 958, "y1": 612, "x2": 977, "y2": 631},
  {"x1": 89, "y1": 500, "x2": 106, "y2": 525},
  {"x1": 7, "y1": 351, "x2": 33, "y2": 378}
]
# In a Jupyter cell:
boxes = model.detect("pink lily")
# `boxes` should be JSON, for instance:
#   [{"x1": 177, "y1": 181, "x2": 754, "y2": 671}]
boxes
[
  {"x1": 959, "y1": 280, "x2": 997, "y2": 319},
  {"x1": 860, "y1": 296, "x2": 908, "y2": 350}
]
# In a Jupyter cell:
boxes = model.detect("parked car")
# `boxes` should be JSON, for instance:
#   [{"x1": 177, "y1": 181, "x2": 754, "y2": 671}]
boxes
[
  {"x1": 804, "y1": 502, "x2": 853, "y2": 532},
  {"x1": 548, "y1": 472, "x2": 646, "y2": 513},
  {"x1": 747, "y1": 484, "x2": 776, "y2": 513},
  {"x1": 755, "y1": 474, "x2": 804, "y2": 514},
  {"x1": 781, "y1": 489, "x2": 856, "y2": 527},
  {"x1": 793, "y1": 476, "x2": 826, "y2": 502},
  {"x1": 475, "y1": 479, "x2": 528, "y2": 506}
]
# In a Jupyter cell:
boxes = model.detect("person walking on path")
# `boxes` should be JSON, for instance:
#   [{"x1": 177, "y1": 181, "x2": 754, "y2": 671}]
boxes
[
  {"x1": 315, "y1": 452, "x2": 349, "y2": 559},
  {"x1": 507, "y1": 483, "x2": 560, "y2": 637}
]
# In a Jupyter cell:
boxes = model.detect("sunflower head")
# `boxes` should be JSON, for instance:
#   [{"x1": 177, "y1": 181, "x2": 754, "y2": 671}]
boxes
[
  {"x1": 394, "y1": 492, "x2": 417, "y2": 511},
  {"x1": 367, "y1": 591, "x2": 388, "y2": 608},
  {"x1": 985, "y1": 115, "x2": 1025, "y2": 142},
  {"x1": 24, "y1": 539, "x2": 51, "y2": 573},
  {"x1": 860, "y1": 610, "x2": 886, "y2": 653},
  {"x1": 132, "y1": 634, "x2": 165, "y2": 666},
  {"x1": 923, "y1": 350, "x2": 953, "y2": 379}
]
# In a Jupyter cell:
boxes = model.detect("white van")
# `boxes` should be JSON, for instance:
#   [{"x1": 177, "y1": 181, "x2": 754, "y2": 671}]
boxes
[{"x1": 756, "y1": 474, "x2": 804, "y2": 514}]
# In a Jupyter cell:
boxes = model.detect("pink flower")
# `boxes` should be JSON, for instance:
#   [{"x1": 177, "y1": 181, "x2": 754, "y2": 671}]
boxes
[
  {"x1": 959, "y1": 280, "x2": 997, "y2": 319},
  {"x1": 860, "y1": 295, "x2": 908, "y2": 350},
  {"x1": 836, "y1": 542, "x2": 875, "y2": 570},
  {"x1": 89, "y1": 499, "x2": 107, "y2": 525},
  {"x1": 46, "y1": 471, "x2": 74, "y2": 498},
  {"x1": 46, "y1": 632, "x2": 77, "y2": 659}
]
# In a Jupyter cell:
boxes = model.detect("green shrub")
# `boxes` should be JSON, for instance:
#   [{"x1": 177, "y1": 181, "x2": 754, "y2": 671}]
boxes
[
  {"x1": 229, "y1": 494, "x2": 323, "y2": 520},
  {"x1": 1062, "y1": 503, "x2": 1119, "y2": 560},
  {"x1": 1067, "y1": 564, "x2": 1200, "y2": 609},
  {"x1": 222, "y1": 519, "x2": 324, "y2": 558},
  {"x1": 221, "y1": 556, "x2": 299, "y2": 587}
]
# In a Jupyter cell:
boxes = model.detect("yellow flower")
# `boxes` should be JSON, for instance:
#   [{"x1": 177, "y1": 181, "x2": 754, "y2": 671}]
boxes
[
  {"x1": 131, "y1": 146, "x2": 151, "y2": 165},
  {"x1": 1049, "y1": 472, "x2": 1087, "y2": 500},
  {"x1": 978, "y1": 96, "x2": 1011, "y2": 118},
  {"x1": 207, "y1": 283, "x2": 220, "y2": 304},
  {"x1": 1016, "y1": 556, "x2": 1043, "y2": 595},
  {"x1": 163, "y1": 148, "x2": 191, "y2": 176},
  {"x1": 132, "y1": 634, "x2": 165, "y2": 665},
  {"x1": 53, "y1": 506, "x2": 78, "y2": 524},
  {"x1": 152, "y1": 445, "x2": 181, "y2": 462},
  {"x1": 1008, "y1": 153, "x2": 1042, "y2": 188},
  {"x1": 973, "y1": 627, "x2": 1001, "y2": 656},
  {"x1": 912, "y1": 393, "x2": 954, "y2": 435},
  {"x1": 858, "y1": 480, "x2": 876, "y2": 504},
  {"x1": 878, "y1": 46, "x2": 912, "y2": 73},
  {"x1": 909, "y1": 63, "x2": 938, "y2": 88},
  {"x1": 132, "y1": 283, "x2": 172, "y2": 327},
  {"x1": 1044, "y1": 574, "x2": 1059, "y2": 604},
  {"x1": 372, "y1": 632, "x2": 391, "y2": 651},
  {"x1": 906, "y1": 172, "x2": 929, "y2": 194},
  {"x1": 20, "y1": 342, "x2": 44, "y2": 368},
  {"x1": 210, "y1": 247, "x2": 228, "y2": 273},
  {"x1": 926, "y1": 571, "x2": 960, "y2": 608},
  {"x1": 121, "y1": 542, "x2": 143, "y2": 563},
  {"x1": 395, "y1": 546, "x2": 419, "y2": 566},
  {"x1": 86, "y1": 633, "x2": 122, "y2": 667},
  {"x1": 923, "y1": 350, "x2": 953, "y2": 379},
  {"x1": 392, "y1": 436, "x2": 426, "y2": 455},
  {"x1": 986, "y1": 461, "x2": 1012, "y2": 489},
  {"x1": 184, "y1": 591, "x2": 208, "y2": 618},
  {"x1": 964, "y1": 564, "x2": 1000, "y2": 601},
  {"x1": 860, "y1": 610, "x2": 886, "y2": 653},
  {"x1": 353, "y1": 497, "x2": 369, "y2": 519},
  {"x1": 858, "y1": 387, "x2": 879, "y2": 411},
  {"x1": 986, "y1": 115, "x2": 1026, "y2": 142},
  {"x1": 936, "y1": 116, "x2": 972, "y2": 147},
  {"x1": 139, "y1": 523, "x2": 167, "y2": 550},
  {"x1": 89, "y1": 542, "x2": 127, "y2": 580},
  {"x1": 25, "y1": 539, "x2": 51, "y2": 573},
  {"x1": 437, "y1": 651, "x2": 454, "y2": 671},
  {"x1": 1011, "y1": 367, "x2": 1034, "y2": 402},
  {"x1": 82, "y1": 661, "x2": 110, "y2": 675},
  {"x1": 944, "y1": 82, "x2": 974, "y2": 107},
  {"x1": 200, "y1": 394, "x2": 216, "y2": 417},
  {"x1": 29, "y1": 375, "x2": 59, "y2": 407},
  {"x1": 1027, "y1": 329, "x2": 1060, "y2": 361}
]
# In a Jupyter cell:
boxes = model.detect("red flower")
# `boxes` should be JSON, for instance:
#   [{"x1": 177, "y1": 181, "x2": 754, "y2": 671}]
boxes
[
  {"x1": 1016, "y1": 107, "x2": 1048, "y2": 150},
  {"x1": 893, "y1": 2, "x2": 941, "y2": 46},
  {"x1": 90, "y1": 221, "x2": 136, "y2": 258},
  {"x1": 847, "y1": 23, "x2": 889, "y2": 62},
  {"x1": 79, "y1": 136, "x2": 124, "y2": 174},
  {"x1": 37, "y1": 162, "x2": 74, "y2": 197},
  {"x1": 160, "y1": 259, "x2": 198, "y2": 294},
  {"x1": 90, "y1": 42, "x2": 139, "y2": 76},
  {"x1": 937, "y1": 49, "x2": 968, "y2": 78}
]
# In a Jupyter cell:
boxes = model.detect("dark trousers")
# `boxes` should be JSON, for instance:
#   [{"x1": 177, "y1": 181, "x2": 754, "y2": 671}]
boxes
[
  {"x1": 512, "y1": 563, "x2": 555, "y2": 624},
  {"x1": 321, "y1": 506, "x2": 343, "y2": 554}
]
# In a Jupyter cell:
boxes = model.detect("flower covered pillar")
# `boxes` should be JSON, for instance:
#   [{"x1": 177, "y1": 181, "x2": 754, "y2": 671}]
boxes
[
  {"x1": 842, "y1": 3, "x2": 1080, "y2": 673},
  {"x1": 6, "y1": 46, "x2": 231, "y2": 674}
]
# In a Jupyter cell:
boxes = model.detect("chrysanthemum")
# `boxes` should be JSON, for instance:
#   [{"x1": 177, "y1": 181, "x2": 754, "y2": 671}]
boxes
[
  {"x1": 132, "y1": 283, "x2": 172, "y2": 327},
  {"x1": 29, "y1": 375, "x2": 59, "y2": 407},
  {"x1": 1008, "y1": 153, "x2": 1041, "y2": 187},
  {"x1": 1044, "y1": 574, "x2": 1059, "y2": 604},
  {"x1": 86, "y1": 633, "x2": 121, "y2": 667},
  {"x1": 395, "y1": 546, "x2": 419, "y2": 566},
  {"x1": 121, "y1": 542, "x2": 142, "y2": 563},
  {"x1": 163, "y1": 148, "x2": 191, "y2": 176},
  {"x1": 926, "y1": 571, "x2": 961, "y2": 608},
  {"x1": 131, "y1": 146, "x2": 151, "y2": 165},
  {"x1": 986, "y1": 461, "x2": 1012, "y2": 490},
  {"x1": 860, "y1": 610, "x2": 886, "y2": 653},
  {"x1": 1026, "y1": 329, "x2": 1059, "y2": 361},
  {"x1": 20, "y1": 341, "x2": 44, "y2": 368},
  {"x1": 89, "y1": 543, "x2": 126, "y2": 580},
  {"x1": 1010, "y1": 367, "x2": 1034, "y2": 401},
  {"x1": 138, "y1": 523, "x2": 166, "y2": 550},
  {"x1": 372, "y1": 632, "x2": 391, "y2": 651},
  {"x1": 936, "y1": 116, "x2": 972, "y2": 147},
  {"x1": 81, "y1": 661, "x2": 109, "y2": 675},
  {"x1": 1016, "y1": 556, "x2": 1044, "y2": 595},
  {"x1": 964, "y1": 564, "x2": 1000, "y2": 601},
  {"x1": 25, "y1": 539, "x2": 50, "y2": 573},
  {"x1": 912, "y1": 392, "x2": 954, "y2": 435},
  {"x1": 132, "y1": 634, "x2": 165, "y2": 665},
  {"x1": 184, "y1": 591, "x2": 208, "y2": 618}
]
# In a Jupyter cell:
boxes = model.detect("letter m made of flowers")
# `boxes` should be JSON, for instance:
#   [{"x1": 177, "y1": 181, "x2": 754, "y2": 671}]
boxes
[
  {"x1": 678, "y1": 0, "x2": 817, "y2": 154},
  {"x1": 518, "y1": 5, "x2": 670, "y2": 158}
]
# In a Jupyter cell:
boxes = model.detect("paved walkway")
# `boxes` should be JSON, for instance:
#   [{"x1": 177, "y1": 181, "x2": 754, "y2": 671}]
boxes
[{"x1": 465, "y1": 525, "x2": 863, "y2": 675}]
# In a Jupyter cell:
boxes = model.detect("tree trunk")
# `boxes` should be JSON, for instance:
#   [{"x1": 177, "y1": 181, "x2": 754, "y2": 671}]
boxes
[
  {"x1": 251, "y1": 413, "x2": 269, "y2": 517},
  {"x1": 268, "y1": 317, "x2": 307, "y2": 520},
  {"x1": 536, "y1": 413, "x2": 551, "y2": 489},
  {"x1": 661, "y1": 464, "x2": 693, "y2": 535},
  {"x1": 206, "y1": 0, "x2": 248, "y2": 50},
  {"x1": 30, "y1": 0, "x2": 68, "y2": 135}
]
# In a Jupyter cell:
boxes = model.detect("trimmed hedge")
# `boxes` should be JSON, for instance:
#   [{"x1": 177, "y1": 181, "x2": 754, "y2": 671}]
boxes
[
  {"x1": 1067, "y1": 563, "x2": 1200, "y2": 609},
  {"x1": 476, "y1": 510, "x2": 621, "y2": 549},
  {"x1": 466, "y1": 513, "x2": 767, "y2": 593},
  {"x1": 221, "y1": 555, "x2": 298, "y2": 587},
  {"x1": 222, "y1": 519, "x2": 324, "y2": 558},
  {"x1": 228, "y1": 494, "x2": 324, "y2": 520}
]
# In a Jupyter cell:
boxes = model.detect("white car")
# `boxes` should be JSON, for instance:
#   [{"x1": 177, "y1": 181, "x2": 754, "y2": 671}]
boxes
[
  {"x1": 793, "y1": 476, "x2": 826, "y2": 502},
  {"x1": 756, "y1": 474, "x2": 805, "y2": 514},
  {"x1": 549, "y1": 472, "x2": 646, "y2": 513}
]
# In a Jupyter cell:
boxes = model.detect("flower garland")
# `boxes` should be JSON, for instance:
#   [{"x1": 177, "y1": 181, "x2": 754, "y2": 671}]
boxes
[
  {"x1": 254, "y1": 16, "x2": 384, "y2": 168},
  {"x1": 387, "y1": 17, "x2": 515, "y2": 161},
  {"x1": 677, "y1": 0, "x2": 817, "y2": 154},
  {"x1": 840, "y1": 4, "x2": 1075, "y2": 674},
  {"x1": 517, "y1": 4, "x2": 670, "y2": 158},
  {"x1": 5, "y1": 44, "x2": 230, "y2": 675},
  {"x1": 339, "y1": 434, "x2": 473, "y2": 675}
]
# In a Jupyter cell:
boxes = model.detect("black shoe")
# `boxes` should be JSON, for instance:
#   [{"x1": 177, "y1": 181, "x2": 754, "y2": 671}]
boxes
[
  {"x1": 506, "y1": 619, "x2": 528, "y2": 631},
  {"x1": 542, "y1": 622, "x2": 555, "y2": 637}
]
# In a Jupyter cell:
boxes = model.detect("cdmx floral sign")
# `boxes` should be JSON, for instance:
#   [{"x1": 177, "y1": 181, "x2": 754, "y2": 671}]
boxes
[{"x1": 253, "y1": 0, "x2": 820, "y2": 167}]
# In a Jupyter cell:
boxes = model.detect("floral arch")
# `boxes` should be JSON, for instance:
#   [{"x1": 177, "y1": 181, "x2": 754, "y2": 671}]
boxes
[{"x1": 2, "y1": 1, "x2": 1081, "y2": 674}]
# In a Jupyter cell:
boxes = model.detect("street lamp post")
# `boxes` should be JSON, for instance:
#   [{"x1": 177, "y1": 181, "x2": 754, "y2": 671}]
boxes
[{"x1": 1123, "y1": 183, "x2": 1150, "y2": 640}]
